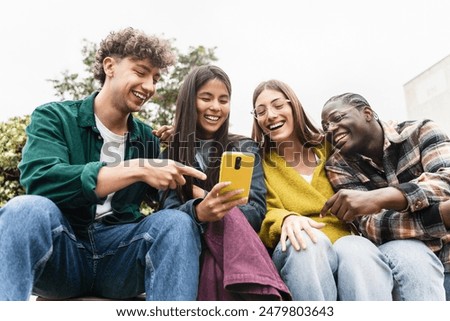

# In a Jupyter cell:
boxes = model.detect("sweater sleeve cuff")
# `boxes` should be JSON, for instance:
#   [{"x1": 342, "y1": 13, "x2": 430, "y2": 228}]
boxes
[{"x1": 179, "y1": 198, "x2": 207, "y2": 233}]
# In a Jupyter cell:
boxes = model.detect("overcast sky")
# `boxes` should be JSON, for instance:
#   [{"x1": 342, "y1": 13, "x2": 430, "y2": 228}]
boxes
[{"x1": 1, "y1": 0, "x2": 450, "y2": 136}]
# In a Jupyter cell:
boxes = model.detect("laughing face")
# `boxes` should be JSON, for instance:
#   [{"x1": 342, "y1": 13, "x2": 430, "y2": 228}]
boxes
[
  {"x1": 105, "y1": 57, "x2": 161, "y2": 115},
  {"x1": 195, "y1": 78, "x2": 230, "y2": 139},
  {"x1": 321, "y1": 101, "x2": 369, "y2": 156},
  {"x1": 254, "y1": 89, "x2": 296, "y2": 145}
]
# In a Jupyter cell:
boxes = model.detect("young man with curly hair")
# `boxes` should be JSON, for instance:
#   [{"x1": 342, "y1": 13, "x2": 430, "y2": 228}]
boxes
[{"x1": 0, "y1": 27, "x2": 206, "y2": 301}]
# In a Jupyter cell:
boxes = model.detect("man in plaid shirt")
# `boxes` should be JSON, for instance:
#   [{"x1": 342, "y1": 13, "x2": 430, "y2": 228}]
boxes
[{"x1": 320, "y1": 92, "x2": 449, "y2": 300}]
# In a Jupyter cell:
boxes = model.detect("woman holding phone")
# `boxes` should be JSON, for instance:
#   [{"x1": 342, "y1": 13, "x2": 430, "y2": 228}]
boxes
[
  {"x1": 160, "y1": 65, "x2": 265, "y2": 229},
  {"x1": 159, "y1": 66, "x2": 290, "y2": 300}
]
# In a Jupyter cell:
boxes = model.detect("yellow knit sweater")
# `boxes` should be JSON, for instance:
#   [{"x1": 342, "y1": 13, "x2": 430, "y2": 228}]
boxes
[{"x1": 259, "y1": 145, "x2": 351, "y2": 249}]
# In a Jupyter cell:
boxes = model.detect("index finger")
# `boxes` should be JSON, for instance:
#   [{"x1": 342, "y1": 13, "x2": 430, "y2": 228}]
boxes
[
  {"x1": 152, "y1": 128, "x2": 163, "y2": 138},
  {"x1": 153, "y1": 125, "x2": 171, "y2": 137},
  {"x1": 208, "y1": 181, "x2": 232, "y2": 197},
  {"x1": 320, "y1": 193, "x2": 337, "y2": 217},
  {"x1": 178, "y1": 165, "x2": 207, "y2": 181},
  {"x1": 280, "y1": 230, "x2": 288, "y2": 252}
]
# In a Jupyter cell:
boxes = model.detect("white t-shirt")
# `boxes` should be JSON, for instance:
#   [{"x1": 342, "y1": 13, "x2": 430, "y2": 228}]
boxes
[
  {"x1": 300, "y1": 153, "x2": 318, "y2": 184},
  {"x1": 301, "y1": 174, "x2": 313, "y2": 183},
  {"x1": 94, "y1": 114, "x2": 126, "y2": 220}
]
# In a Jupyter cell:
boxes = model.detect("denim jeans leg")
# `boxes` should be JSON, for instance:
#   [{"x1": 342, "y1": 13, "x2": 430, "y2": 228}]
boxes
[
  {"x1": 333, "y1": 235, "x2": 393, "y2": 300},
  {"x1": 90, "y1": 209, "x2": 202, "y2": 301},
  {"x1": 0, "y1": 195, "x2": 89, "y2": 300},
  {"x1": 444, "y1": 272, "x2": 450, "y2": 301},
  {"x1": 379, "y1": 239, "x2": 445, "y2": 300},
  {"x1": 272, "y1": 229, "x2": 337, "y2": 300}
]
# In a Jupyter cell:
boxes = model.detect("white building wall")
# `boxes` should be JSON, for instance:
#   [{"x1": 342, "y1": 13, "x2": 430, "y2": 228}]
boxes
[{"x1": 403, "y1": 54, "x2": 450, "y2": 135}]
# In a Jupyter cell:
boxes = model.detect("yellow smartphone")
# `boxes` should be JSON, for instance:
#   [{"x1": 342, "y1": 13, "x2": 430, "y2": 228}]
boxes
[{"x1": 218, "y1": 151, "x2": 255, "y2": 202}]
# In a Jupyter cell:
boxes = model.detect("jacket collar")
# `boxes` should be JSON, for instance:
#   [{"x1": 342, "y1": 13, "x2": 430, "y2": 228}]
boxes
[
  {"x1": 78, "y1": 92, "x2": 139, "y2": 141},
  {"x1": 380, "y1": 119, "x2": 413, "y2": 146}
]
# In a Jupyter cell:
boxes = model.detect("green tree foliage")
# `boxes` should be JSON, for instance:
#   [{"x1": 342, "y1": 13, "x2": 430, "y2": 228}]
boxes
[
  {"x1": 47, "y1": 39, "x2": 218, "y2": 127},
  {"x1": 0, "y1": 38, "x2": 217, "y2": 207},
  {"x1": 47, "y1": 40, "x2": 98, "y2": 101},
  {"x1": 0, "y1": 115, "x2": 30, "y2": 206},
  {"x1": 143, "y1": 44, "x2": 218, "y2": 127}
]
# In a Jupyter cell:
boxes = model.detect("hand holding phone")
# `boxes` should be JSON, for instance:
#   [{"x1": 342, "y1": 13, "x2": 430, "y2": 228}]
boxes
[{"x1": 218, "y1": 152, "x2": 255, "y2": 202}]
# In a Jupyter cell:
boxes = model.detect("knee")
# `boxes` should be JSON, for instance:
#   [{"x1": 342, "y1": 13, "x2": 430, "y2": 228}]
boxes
[
  {"x1": 291, "y1": 228, "x2": 332, "y2": 251},
  {"x1": 0, "y1": 195, "x2": 61, "y2": 241},
  {"x1": 380, "y1": 239, "x2": 443, "y2": 272},
  {"x1": 152, "y1": 209, "x2": 200, "y2": 243},
  {"x1": 334, "y1": 236, "x2": 393, "y2": 278},
  {"x1": 0, "y1": 195, "x2": 58, "y2": 223},
  {"x1": 273, "y1": 229, "x2": 333, "y2": 266},
  {"x1": 334, "y1": 235, "x2": 376, "y2": 260},
  {"x1": 162, "y1": 209, "x2": 197, "y2": 230},
  {"x1": 381, "y1": 240, "x2": 445, "y2": 300}
]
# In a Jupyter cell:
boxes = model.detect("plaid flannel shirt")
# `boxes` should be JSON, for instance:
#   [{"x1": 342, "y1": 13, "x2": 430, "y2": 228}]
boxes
[{"x1": 326, "y1": 119, "x2": 450, "y2": 271}]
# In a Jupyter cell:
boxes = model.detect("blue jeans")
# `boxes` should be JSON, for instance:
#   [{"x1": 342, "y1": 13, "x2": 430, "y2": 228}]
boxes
[
  {"x1": 445, "y1": 272, "x2": 450, "y2": 300},
  {"x1": 0, "y1": 195, "x2": 202, "y2": 300},
  {"x1": 379, "y1": 239, "x2": 445, "y2": 300},
  {"x1": 272, "y1": 230, "x2": 445, "y2": 300}
]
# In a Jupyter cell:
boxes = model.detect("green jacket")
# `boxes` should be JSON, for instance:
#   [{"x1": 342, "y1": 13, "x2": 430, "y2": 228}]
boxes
[{"x1": 19, "y1": 93, "x2": 160, "y2": 236}]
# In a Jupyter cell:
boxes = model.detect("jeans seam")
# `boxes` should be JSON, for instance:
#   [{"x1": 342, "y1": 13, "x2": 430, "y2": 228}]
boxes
[{"x1": 143, "y1": 234, "x2": 154, "y2": 301}]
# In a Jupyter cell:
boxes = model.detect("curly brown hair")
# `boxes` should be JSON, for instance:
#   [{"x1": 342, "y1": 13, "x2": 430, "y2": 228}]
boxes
[{"x1": 93, "y1": 27, "x2": 176, "y2": 86}]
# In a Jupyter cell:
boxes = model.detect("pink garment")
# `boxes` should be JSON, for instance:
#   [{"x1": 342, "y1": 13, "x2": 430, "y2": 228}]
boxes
[{"x1": 197, "y1": 207, "x2": 291, "y2": 300}]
